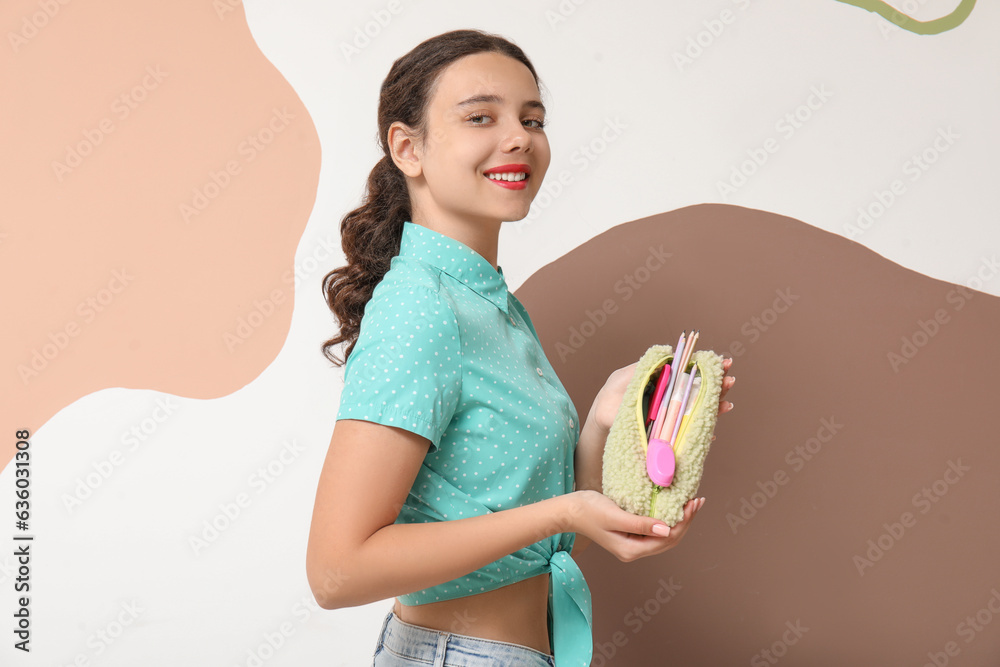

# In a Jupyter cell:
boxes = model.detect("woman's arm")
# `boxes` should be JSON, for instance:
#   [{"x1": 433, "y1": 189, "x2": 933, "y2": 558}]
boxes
[
  {"x1": 573, "y1": 361, "x2": 641, "y2": 498},
  {"x1": 306, "y1": 418, "x2": 579, "y2": 609},
  {"x1": 573, "y1": 400, "x2": 609, "y2": 495},
  {"x1": 571, "y1": 401, "x2": 609, "y2": 555}
]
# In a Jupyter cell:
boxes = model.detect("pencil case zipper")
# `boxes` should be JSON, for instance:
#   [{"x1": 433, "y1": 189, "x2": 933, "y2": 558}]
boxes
[{"x1": 636, "y1": 354, "x2": 709, "y2": 517}]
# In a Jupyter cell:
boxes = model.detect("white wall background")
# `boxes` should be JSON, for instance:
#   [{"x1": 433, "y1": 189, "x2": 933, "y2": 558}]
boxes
[{"x1": 3, "y1": 1, "x2": 997, "y2": 665}]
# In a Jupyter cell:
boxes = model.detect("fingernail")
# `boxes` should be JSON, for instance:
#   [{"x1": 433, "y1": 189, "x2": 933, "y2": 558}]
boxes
[{"x1": 652, "y1": 524, "x2": 671, "y2": 536}]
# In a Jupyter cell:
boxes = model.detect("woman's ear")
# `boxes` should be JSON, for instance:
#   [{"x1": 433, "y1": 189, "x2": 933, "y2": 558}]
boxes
[{"x1": 388, "y1": 121, "x2": 422, "y2": 178}]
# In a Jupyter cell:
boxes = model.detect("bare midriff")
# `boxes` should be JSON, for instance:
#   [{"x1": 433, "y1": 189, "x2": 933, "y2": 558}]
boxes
[{"x1": 393, "y1": 571, "x2": 552, "y2": 656}]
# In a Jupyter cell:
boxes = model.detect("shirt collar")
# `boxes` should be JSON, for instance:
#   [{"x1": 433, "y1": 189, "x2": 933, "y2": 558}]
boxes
[{"x1": 399, "y1": 220, "x2": 510, "y2": 315}]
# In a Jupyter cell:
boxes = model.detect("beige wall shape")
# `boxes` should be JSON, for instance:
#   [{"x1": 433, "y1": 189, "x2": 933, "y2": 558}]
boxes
[
  {"x1": 1, "y1": 0, "x2": 320, "y2": 467},
  {"x1": 516, "y1": 203, "x2": 1000, "y2": 665}
]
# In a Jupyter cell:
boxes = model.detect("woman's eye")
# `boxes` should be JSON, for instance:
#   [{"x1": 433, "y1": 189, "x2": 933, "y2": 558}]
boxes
[{"x1": 467, "y1": 113, "x2": 546, "y2": 129}]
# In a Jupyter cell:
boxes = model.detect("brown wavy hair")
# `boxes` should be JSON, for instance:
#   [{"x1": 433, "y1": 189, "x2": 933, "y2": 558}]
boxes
[{"x1": 320, "y1": 29, "x2": 544, "y2": 366}]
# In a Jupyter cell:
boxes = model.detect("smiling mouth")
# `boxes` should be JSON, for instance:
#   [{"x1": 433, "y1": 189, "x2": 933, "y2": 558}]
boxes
[
  {"x1": 484, "y1": 171, "x2": 530, "y2": 190},
  {"x1": 484, "y1": 172, "x2": 529, "y2": 182}
]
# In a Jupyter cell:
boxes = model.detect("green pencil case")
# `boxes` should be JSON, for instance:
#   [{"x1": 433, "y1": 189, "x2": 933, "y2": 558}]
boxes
[{"x1": 601, "y1": 344, "x2": 725, "y2": 526}]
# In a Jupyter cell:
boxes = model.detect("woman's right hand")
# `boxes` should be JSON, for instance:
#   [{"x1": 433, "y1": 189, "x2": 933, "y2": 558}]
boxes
[{"x1": 564, "y1": 490, "x2": 704, "y2": 562}]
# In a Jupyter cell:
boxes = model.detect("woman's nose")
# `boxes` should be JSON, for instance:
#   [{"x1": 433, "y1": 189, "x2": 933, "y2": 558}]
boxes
[{"x1": 500, "y1": 116, "x2": 531, "y2": 152}]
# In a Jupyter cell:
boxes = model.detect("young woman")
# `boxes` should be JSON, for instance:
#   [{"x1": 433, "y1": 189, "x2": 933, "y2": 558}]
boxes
[{"x1": 307, "y1": 29, "x2": 734, "y2": 667}]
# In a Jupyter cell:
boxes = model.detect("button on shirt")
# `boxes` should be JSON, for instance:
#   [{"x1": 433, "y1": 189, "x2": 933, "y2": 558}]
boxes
[{"x1": 336, "y1": 220, "x2": 593, "y2": 667}]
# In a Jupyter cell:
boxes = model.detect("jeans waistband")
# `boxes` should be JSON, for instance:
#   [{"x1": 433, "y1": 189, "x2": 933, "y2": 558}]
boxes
[{"x1": 376, "y1": 609, "x2": 554, "y2": 666}]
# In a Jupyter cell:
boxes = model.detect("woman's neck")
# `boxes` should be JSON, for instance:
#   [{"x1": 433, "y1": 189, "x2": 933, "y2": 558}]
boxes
[{"x1": 411, "y1": 216, "x2": 501, "y2": 272}]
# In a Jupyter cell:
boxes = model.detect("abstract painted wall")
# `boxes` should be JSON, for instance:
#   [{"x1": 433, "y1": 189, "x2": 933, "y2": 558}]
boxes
[{"x1": 1, "y1": 1, "x2": 995, "y2": 664}]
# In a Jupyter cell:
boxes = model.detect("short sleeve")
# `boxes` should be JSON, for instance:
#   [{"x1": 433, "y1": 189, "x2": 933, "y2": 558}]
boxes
[{"x1": 336, "y1": 284, "x2": 463, "y2": 453}]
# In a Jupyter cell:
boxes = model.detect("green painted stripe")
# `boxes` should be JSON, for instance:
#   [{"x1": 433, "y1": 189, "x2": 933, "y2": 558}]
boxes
[{"x1": 835, "y1": 0, "x2": 976, "y2": 34}]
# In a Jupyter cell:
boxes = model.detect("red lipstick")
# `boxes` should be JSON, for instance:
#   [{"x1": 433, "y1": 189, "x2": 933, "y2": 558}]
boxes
[{"x1": 483, "y1": 163, "x2": 531, "y2": 190}]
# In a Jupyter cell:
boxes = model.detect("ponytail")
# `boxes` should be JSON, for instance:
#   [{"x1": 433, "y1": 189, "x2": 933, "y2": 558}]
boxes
[{"x1": 320, "y1": 154, "x2": 410, "y2": 366}]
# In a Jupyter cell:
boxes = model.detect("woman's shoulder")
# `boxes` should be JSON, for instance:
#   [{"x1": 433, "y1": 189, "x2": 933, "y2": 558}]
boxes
[
  {"x1": 372, "y1": 255, "x2": 446, "y2": 302},
  {"x1": 361, "y1": 259, "x2": 461, "y2": 334}
]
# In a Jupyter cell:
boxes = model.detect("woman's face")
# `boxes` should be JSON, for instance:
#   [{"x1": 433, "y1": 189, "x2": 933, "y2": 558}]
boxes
[{"x1": 403, "y1": 51, "x2": 550, "y2": 230}]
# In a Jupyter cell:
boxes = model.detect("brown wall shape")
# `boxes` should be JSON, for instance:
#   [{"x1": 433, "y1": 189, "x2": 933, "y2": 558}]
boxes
[{"x1": 515, "y1": 203, "x2": 1000, "y2": 665}]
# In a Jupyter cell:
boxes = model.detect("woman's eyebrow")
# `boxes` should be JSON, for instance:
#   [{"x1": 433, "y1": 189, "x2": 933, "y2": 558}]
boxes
[{"x1": 455, "y1": 93, "x2": 546, "y2": 114}]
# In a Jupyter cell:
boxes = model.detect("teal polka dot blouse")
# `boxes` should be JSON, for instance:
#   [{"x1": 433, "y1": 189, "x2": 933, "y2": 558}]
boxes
[{"x1": 336, "y1": 220, "x2": 594, "y2": 666}]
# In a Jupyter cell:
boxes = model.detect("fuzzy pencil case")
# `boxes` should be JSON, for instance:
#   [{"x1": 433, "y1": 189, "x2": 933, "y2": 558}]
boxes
[{"x1": 602, "y1": 344, "x2": 725, "y2": 526}]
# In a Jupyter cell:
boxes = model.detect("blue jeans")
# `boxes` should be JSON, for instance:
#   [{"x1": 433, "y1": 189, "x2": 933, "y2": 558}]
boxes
[{"x1": 372, "y1": 609, "x2": 555, "y2": 666}]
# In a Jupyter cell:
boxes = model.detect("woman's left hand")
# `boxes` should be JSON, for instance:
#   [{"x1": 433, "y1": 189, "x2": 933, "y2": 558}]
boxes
[
  {"x1": 590, "y1": 361, "x2": 640, "y2": 432},
  {"x1": 718, "y1": 357, "x2": 735, "y2": 415},
  {"x1": 713, "y1": 357, "x2": 735, "y2": 440}
]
